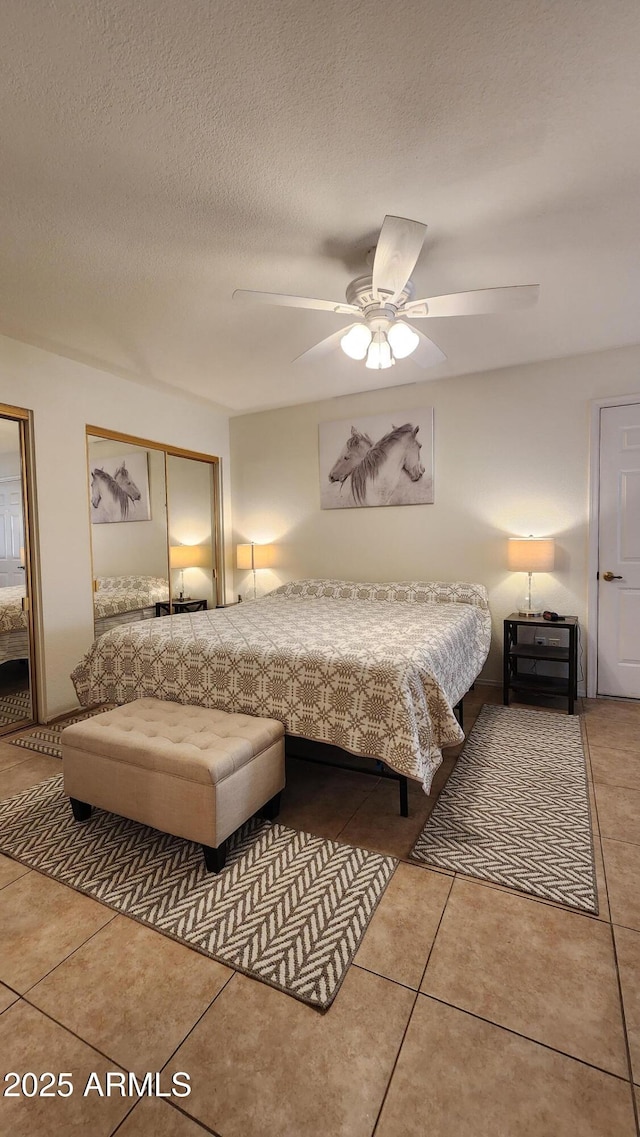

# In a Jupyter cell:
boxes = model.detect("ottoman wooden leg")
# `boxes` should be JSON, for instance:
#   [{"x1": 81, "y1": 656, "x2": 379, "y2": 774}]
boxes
[
  {"x1": 202, "y1": 841, "x2": 226, "y2": 873},
  {"x1": 70, "y1": 798, "x2": 92, "y2": 822},
  {"x1": 259, "y1": 792, "x2": 281, "y2": 821}
]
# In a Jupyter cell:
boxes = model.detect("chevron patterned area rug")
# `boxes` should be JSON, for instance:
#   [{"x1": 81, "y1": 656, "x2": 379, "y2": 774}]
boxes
[
  {"x1": 0, "y1": 774, "x2": 396, "y2": 1009},
  {"x1": 10, "y1": 707, "x2": 108, "y2": 757},
  {"x1": 0, "y1": 689, "x2": 32, "y2": 725},
  {"x1": 411, "y1": 705, "x2": 597, "y2": 913}
]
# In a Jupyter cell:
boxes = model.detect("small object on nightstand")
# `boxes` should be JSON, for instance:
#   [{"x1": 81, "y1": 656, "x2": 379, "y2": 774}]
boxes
[
  {"x1": 155, "y1": 599, "x2": 208, "y2": 617},
  {"x1": 503, "y1": 614, "x2": 578, "y2": 714}
]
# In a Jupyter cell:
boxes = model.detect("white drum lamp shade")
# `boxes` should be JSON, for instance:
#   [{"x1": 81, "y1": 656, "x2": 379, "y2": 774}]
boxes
[
  {"x1": 507, "y1": 538, "x2": 555, "y2": 574},
  {"x1": 236, "y1": 543, "x2": 274, "y2": 571},
  {"x1": 170, "y1": 544, "x2": 211, "y2": 570}
]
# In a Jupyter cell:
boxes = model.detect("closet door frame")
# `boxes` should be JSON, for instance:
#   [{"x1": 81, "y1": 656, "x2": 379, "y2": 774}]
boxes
[
  {"x1": 85, "y1": 426, "x2": 225, "y2": 606},
  {"x1": 0, "y1": 402, "x2": 38, "y2": 733}
]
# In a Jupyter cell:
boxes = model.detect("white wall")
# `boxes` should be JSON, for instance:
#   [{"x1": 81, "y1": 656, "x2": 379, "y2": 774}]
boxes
[
  {"x1": 0, "y1": 333, "x2": 232, "y2": 719},
  {"x1": 230, "y1": 344, "x2": 640, "y2": 686}
]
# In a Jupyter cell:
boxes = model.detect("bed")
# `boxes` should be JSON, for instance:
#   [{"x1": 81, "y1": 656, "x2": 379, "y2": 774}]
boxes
[
  {"x1": 93, "y1": 575, "x2": 170, "y2": 637},
  {"x1": 73, "y1": 578, "x2": 491, "y2": 793},
  {"x1": 0, "y1": 586, "x2": 29, "y2": 665}
]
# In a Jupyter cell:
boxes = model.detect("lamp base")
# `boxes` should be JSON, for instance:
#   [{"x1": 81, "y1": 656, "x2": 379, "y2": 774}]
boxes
[{"x1": 517, "y1": 574, "x2": 542, "y2": 618}]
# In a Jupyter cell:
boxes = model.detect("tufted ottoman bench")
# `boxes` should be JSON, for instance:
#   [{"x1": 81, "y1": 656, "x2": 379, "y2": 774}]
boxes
[{"x1": 61, "y1": 698, "x2": 286, "y2": 872}]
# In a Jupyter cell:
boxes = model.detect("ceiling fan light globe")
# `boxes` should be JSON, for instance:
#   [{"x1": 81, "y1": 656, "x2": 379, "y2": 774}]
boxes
[
  {"x1": 340, "y1": 324, "x2": 372, "y2": 360},
  {"x1": 366, "y1": 332, "x2": 394, "y2": 370},
  {"x1": 388, "y1": 320, "x2": 420, "y2": 359}
]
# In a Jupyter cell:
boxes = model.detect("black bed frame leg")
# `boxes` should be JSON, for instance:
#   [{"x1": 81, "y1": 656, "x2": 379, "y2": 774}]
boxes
[
  {"x1": 399, "y1": 776, "x2": 408, "y2": 818},
  {"x1": 70, "y1": 798, "x2": 92, "y2": 822}
]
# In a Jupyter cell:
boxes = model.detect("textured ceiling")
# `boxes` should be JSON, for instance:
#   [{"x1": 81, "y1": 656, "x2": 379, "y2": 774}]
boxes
[{"x1": 1, "y1": 0, "x2": 639, "y2": 413}]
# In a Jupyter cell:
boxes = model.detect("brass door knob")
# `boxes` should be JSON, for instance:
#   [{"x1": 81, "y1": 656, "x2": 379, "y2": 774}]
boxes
[{"x1": 602, "y1": 571, "x2": 623, "y2": 581}]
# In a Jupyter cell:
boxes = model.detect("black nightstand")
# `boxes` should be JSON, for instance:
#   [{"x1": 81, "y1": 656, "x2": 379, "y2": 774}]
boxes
[
  {"x1": 155, "y1": 599, "x2": 208, "y2": 617},
  {"x1": 503, "y1": 614, "x2": 579, "y2": 715}
]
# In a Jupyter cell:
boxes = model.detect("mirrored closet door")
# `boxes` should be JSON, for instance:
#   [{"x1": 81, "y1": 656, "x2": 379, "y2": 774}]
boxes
[
  {"x1": 0, "y1": 404, "x2": 36, "y2": 734},
  {"x1": 167, "y1": 454, "x2": 218, "y2": 609},
  {"x1": 87, "y1": 428, "x2": 222, "y2": 636},
  {"x1": 88, "y1": 433, "x2": 170, "y2": 637}
]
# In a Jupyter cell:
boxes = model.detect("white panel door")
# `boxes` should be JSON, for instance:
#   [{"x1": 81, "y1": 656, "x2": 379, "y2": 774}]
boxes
[
  {"x1": 597, "y1": 402, "x2": 640, "y2": 698},
  {"x1": 0, "y1": 478, "x2": 24, "y2": 587}
]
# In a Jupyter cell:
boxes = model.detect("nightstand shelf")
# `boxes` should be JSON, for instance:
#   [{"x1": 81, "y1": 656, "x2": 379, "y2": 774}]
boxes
[
  {"x1": 507, "y1": 643, "x2": 570, "y2": 663},
  {"x1": 503, "y1": 614, "x2": 578, "y2": 715}
]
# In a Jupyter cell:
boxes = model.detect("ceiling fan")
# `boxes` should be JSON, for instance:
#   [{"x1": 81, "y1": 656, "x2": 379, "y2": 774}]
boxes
[{"x1": 233, "y1": 215, "x2": 539, "y2": 371}]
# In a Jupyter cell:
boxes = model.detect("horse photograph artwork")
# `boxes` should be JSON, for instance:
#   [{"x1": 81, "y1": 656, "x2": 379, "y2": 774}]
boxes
[
  {"x1": 89, "y1": 451, "x2": 151, "y2": 524},
  {"x1": 319, "y1": 408, "x2": 434, "y2": 509}
]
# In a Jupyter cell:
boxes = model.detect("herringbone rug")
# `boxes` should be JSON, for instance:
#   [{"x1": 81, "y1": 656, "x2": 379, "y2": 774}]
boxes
[
  {"x1": 411, "y1": 705, "x2": 597, "y2": 913},
  {"x1": 10, "y1": 707, "x2": 108, "y2": 757},
  {"x1": 0, "y1": 689, "x2": 32, "y2": 725},
  {"x1": 0, "y1": 775, "x2": 396, "y2": 1009}
]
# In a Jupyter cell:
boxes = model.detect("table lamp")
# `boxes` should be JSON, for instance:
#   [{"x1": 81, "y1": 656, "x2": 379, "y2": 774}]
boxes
[
  {"x1": 170, "y1": 544, "x2": 211, "y2": 601},
  {"x1": 507, "y1": 535, "x2": 555, "y2": 617},
  {"x1": 237, "y1": 542, "x2": 275, "y2": 599}
]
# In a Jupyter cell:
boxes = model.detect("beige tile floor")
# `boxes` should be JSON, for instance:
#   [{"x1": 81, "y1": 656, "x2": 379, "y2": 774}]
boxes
[{"x1": 0, "y1": 684, "x2": 638, "y2": 1137}]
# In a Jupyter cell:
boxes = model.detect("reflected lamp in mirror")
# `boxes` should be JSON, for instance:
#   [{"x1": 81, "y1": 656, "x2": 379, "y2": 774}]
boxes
[
  {"x1": 170, "y1": 543, "x2": 212, "y2": 601},
  {"x1": 507, "y1": 535, "x2": 555, "y2": 617},
  {"x1": 237, "y1": 542, "x2": 275, "y2": 599}
]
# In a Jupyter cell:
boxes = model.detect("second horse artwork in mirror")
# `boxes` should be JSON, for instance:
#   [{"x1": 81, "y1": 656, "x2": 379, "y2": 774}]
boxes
[
  {"x1": 319, "y1": 408, "x2": 434, "y2": 509},
  {"x1": 90, "y1": 451, "x2": 152, "y2": 524}
]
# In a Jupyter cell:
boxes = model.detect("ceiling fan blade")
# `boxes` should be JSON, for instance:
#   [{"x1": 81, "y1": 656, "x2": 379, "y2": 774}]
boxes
[
  {"x1": 409, "y1": 328, "x2": 447, "y2": 369},
  {"x1": 232, "y1": 289, "x2": 359, "y2": 316},
  {"x1": 372, "y1": 215, "x2": 427, "y2": 305},
  {"x1": 293, "y1": 324, "x2": 358, "y2": 364},
  {"x1": 403, "y1": 284, "x2": 540, "y2": 318}
]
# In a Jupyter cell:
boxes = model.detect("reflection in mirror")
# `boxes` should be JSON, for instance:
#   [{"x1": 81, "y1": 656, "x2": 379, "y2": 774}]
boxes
[
  {"x1": 167, "y1": 455, "x2": 217, "y2": 610},
  {"x1": 0, "y1": 415, "x2": 33, "y2": 730},
  {"x1": 88, "y1": 436, "x2": 169, "y2": 636}
]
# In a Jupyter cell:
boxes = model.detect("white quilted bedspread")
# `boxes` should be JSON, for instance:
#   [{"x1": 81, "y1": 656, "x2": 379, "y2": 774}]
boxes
[
  {"x1": 72, "y1": 579, "x2": 491, "y2": 792},
  {"x1": 94, "y1": 576, "x2": 169, "y2": 618},
  {"x1": 0, "y1": 586, "x2": 27, "y2": 633}
]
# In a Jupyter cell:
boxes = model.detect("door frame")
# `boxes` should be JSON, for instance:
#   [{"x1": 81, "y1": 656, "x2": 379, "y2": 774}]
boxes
[
  {"x1": 0, "y1": 402, "x2": 39, "y2": 731},
  {"x1": 587, "y1": 392, "x2": 640, "y2": 698}
]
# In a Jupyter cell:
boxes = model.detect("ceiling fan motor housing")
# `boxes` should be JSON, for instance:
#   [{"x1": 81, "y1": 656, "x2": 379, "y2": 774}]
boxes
[{"x1": 345, "y1": 275, "x2": 416, "y2": 325}]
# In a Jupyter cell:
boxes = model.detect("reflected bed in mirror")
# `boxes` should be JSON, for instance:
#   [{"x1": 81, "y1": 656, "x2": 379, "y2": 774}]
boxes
[
  {"x1": 0, "y1": 586, "x2": 31, "y2": 724},
  {"x1": 94, "y1": 575, "x2": 169, "y2": 636},
  {"x1": 0, "y1": 587, "x2": 29, "y2": 664}
]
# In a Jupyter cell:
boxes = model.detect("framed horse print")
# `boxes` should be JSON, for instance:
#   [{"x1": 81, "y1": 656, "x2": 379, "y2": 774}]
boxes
[
  {"x1": 89, "y1": 451, "x2": 152, "y2": 523},
  {"x1": 319, "y1": 408, "x2": 434, "y2": 509}
]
